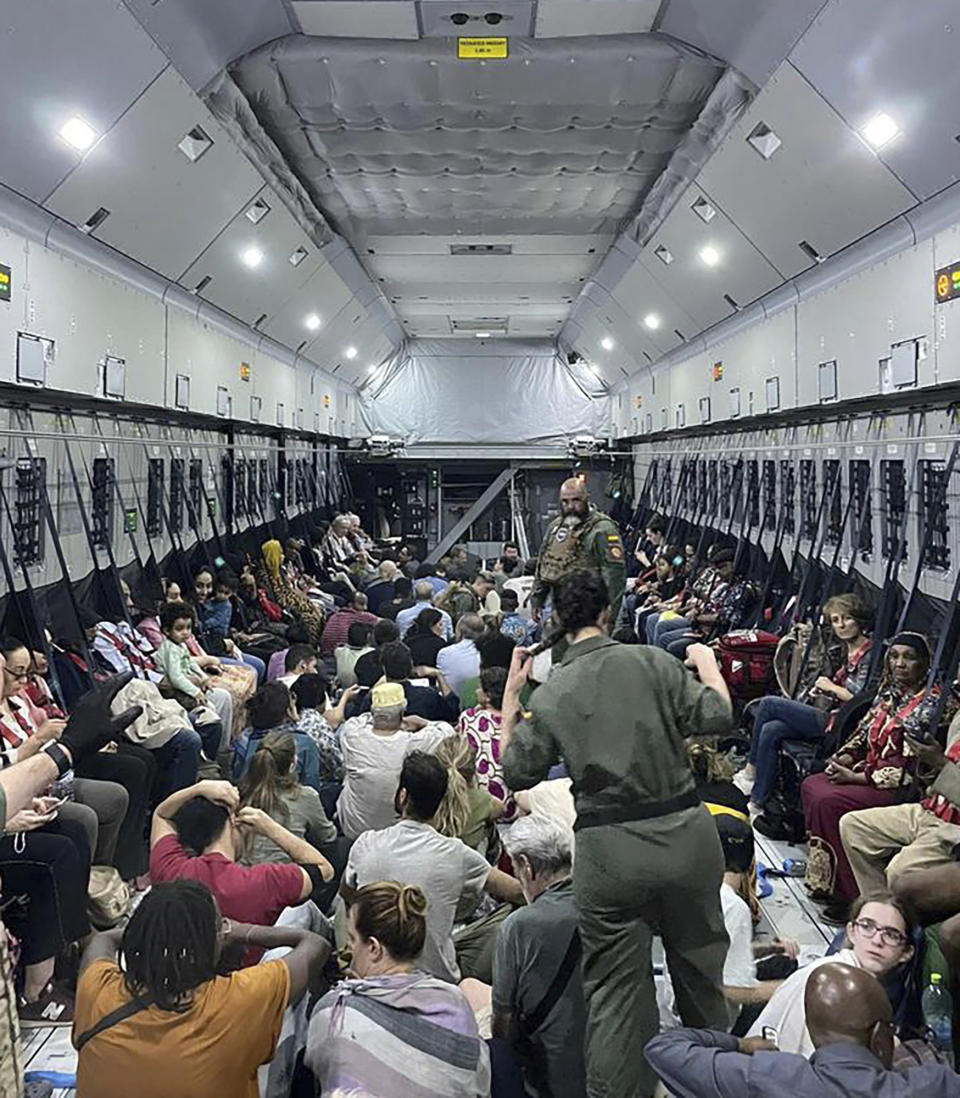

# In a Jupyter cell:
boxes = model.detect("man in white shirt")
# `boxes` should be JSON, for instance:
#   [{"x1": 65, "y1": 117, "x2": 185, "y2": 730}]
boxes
[
  {"x1": 277, "y1": 643, "x2": 319, "y2": 689},
  {"x1": 436, "y1": 613, "x2": 483, "y2": 698},
  {"x1": 335, "y1": 681, "x2": 451, "y2": 840},
  {"x1": 396, "y1": 581, "x2": 454, "y2": 640},
  {"x1": 343, "y1": 749, "x2": 524, "y2": 982}
]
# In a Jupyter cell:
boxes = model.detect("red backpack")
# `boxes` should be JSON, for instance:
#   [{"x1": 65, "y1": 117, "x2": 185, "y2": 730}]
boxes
[{"x1": 716, "y1": 629, "x2": 780, "y2": 704}]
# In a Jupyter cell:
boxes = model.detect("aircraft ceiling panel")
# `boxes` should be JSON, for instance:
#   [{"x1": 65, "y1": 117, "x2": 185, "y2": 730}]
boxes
[
  {"x1": 638, "y1": 183, "x2": 783, "y2": 330},
  {"x1": 369, "y1": 253, "x2": 591, "y2": 285},
  {"x1": 657, "y1": 0, "x2": 827, "y2": 88},
  {"x1": 180, "y1": 187, "x2": 322, "y2": 326},
  {"x1": 261, "y1": 261, "x2": 355, "y2": 348},
  {"x1": 292, "y1": 2, "x2": 420, "y2": 39},
  {"x1": 120, "y1": 0, "x2": 294, "y2": 91},
  {"x1": 534, "y1": 1, "x2": 659, "y2": 38},
  {"x1": 604, "y1": 256, "x2": 701, "y2": 350},
  {"x1": 306, "y1": 296, "x2": 385, "y2": 377},
  {"x1": 698, "y1": 62, "x2": 917, "y2": 281},
  {"x1": 388, "y1": 283, "x2": 577, "y2": 306},
  {"x1": 45, "y1": 67, "x2": 264, "y2": 281},
  {"x1": 0, "y1": 0, "x2": 167, "y2": 203},
  {"x1": 362, "y1": 233, "x2": 611, "y2": 256},
  {"x1": 789, "y1": 0, "x2": 960, "y2": 201}
]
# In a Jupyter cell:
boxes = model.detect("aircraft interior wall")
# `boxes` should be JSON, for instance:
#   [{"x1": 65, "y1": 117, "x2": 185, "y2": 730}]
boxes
[
  {"x1": 628, "y1": 402, "x2": 960, "y2": 628},
  {"x1": 615, "y1": 218, "x2": 960, "y2": 439}
]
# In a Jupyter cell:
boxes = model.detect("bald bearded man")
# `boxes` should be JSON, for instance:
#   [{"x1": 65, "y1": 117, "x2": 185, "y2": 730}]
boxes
[
  {"x1": 645, "y1": 961, "x2": 960, "y2": 1096},
  {"x1": 531, "y1": 478, "x2": 625, "y2": 623}
]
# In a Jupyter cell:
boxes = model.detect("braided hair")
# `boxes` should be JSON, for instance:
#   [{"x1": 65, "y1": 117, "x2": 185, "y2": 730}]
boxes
[{"x1": 120, "y1": 880, "x2": 220, "y2": 1011}]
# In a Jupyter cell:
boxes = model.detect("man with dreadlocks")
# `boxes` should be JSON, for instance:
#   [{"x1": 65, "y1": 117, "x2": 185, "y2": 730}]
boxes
[{"x1": 72, "y1": 879, "x2": 329, "y2": 1098}]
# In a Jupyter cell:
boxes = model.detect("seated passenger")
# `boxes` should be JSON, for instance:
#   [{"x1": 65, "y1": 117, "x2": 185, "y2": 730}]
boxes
[
  {"x1": 342, "y1": 751, "x2": 523, "y2": 983},
  {"x1": 74, "y1": 879, "x2": 329, "y2": 1098},
  {"x1": 455, "y1": 627, "x2": 517, "y2": 711},
  {"x1": 436, "y1": 613, "x2": 484, "y2": 698},
  {"x1": 397, "y1": 581, "x2": 454, "y2": 639},
  {"x1": 266, "y1": 622, "x2": 311, "y2": 683},
  {"x1": 354, "y1": 640, "x2": 461, "y2": 723},
  {"x1": 841, "y1": 712, "x2": 960, "y2": 897},
  {"x1": 334, "y1": 620, "x2": 374, "y2": 687},
  {"x1": 319, "y1": 591, "x2": 380, "y2": 657},
  {"x1": 459, "y1": 667, "x2": 518, "y2": 822},
  {"x1": 232, "y1": 682, "x2": 325, "y2": 793},
  {"x1": 257, "y1": 538, "x2": 324, "y2": 647},
  {"x1": 647, "y1": 958, "x2": 957, "y2": 1098},
  {"x1": 404, "y1": 607, "x2": 449, "y2": 669},
  {"x1": 155, "y1": 602, "x2": 232, "y2": 757},
  {"x1": 291, "y1": 672, "x2": 347, "y2": 789},
  {"x1": 276, "y1": 642, "x2": 319, "y2": 688},
  {"x1": 645, "y1": 543, "x2": 726, "y2": 646},
  {"x1": 432, "y1": 733, "x2": 504, "y2": 856},
  {"x1": 498, "y1": 588, "x2": 534, "y2": 646},
  {"x1": 746, "y1": 891, "x2": 914, "y2": 1056},
  {"x1": 353, "y1": 617, "x2": 400, "y2": 687},
  {"x1": 149, "y1": 779, "x2": 332, "y2": 958},
  {"x1": 191, "y1": 566, "x2": 266, "y2": 684},
  {"x1": 801, "y1": 633, "x2": 940, "y2": 921},
  {"x1": 461, "y1": 814, "x2": 585, "y2": 1097},
  {"x1": 336, "y1": 682, "x2": 451, "y2": 840},
  {"x1": 363, "y1": 559, "x2": 399, "y2": 615},
  {"x1": 306, "y1": 881, "x2": 491, "y2": 1096},
  {"x1": 734, "y1": 592, "x2": 873, "y2": 808},
  {"x1": 378, "y1": 575, "x2": 415, "y2": 621},
  {"x1": 657, "y1": 550, "x2": 752, "y2": 658}
]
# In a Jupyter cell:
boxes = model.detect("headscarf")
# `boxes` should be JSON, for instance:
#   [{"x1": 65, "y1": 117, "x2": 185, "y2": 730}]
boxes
[
  {"x1": 261, "y1": 539, "x2": 283, "y2": 580},
  {"x1": 888, "y1": 631, "x2": 931, "y2": 661}
]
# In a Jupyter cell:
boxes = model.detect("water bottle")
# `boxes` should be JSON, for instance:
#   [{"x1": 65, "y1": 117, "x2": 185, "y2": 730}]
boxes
[{"x1": 922, "y1": 972, "x2": 953, "y2": 1053}]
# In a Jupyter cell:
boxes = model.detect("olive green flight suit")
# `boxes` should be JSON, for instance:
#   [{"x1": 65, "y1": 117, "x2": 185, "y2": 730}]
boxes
[
  {"x1": 532, "y1": 509, "x2": 626, "y2": 621},
  {"x1": 502, "y1": 636, "x2": 731, "y2": 1098}
]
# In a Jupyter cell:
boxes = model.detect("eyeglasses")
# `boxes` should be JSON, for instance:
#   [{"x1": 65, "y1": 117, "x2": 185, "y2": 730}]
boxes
[
  {"x1": 852, "y1": 917, "x2": 908, "y2": 948},
  {"x1": 3, "y1": 667, "x2": 29, "y2": 680}
]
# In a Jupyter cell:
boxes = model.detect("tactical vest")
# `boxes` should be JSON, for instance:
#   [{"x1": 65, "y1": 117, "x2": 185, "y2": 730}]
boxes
[{"x1": 538, "y1": 511, "x2": 604, "y2": 585}]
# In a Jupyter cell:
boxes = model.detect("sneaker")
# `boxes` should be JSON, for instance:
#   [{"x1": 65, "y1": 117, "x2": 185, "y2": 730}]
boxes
[
  {"x1": 732, "y1": 769, "x2": 755, "y2": 795},
  {"x1": 19, "y1": 982, "x2": 74, "y2": 1028}
]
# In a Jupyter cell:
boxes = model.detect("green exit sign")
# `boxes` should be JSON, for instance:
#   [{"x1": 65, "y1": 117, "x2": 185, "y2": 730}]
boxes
[
  {"x1": 0, "y1": 265, "x2": 10, "y2": 303},
  {"x1": 123, "y1": 508, "x2": 138, "y2": 533}
]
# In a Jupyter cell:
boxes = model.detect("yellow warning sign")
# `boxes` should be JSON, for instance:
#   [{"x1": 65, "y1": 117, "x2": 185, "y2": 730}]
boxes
[{"x1": 457, "y1": 37, "x2": 508, "y2": 59}]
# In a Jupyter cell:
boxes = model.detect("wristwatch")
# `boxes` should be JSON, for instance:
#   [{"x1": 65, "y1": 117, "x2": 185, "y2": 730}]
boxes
[{"x1": 42, "y1": 742, "x2": 73, "y2": 778}]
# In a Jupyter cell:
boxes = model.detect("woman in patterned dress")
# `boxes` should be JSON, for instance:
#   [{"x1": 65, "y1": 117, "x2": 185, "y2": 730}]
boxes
[{"x1": 458, "y1": 666, "x2": 517, "y2": 823}]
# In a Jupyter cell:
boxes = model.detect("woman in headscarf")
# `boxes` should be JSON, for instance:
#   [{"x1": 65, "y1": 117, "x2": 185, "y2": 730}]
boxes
[
  {"x1": 258, "y1": 540, "x2": 324, "y2": 647},
  {"x1": 801, "y1": 631, "x2": 949, "y2": 922}
]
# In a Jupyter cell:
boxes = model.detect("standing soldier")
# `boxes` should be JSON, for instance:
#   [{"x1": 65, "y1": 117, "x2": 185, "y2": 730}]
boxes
[
  {"x1": 501, "y1": 570, "x2": 732, "y2": 1098},
  {"x1": 531, "y1": 478, "x2": 626, "y2": 624}
]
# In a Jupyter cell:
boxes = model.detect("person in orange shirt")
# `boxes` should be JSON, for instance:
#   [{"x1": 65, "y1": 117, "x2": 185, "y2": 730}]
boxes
[{"x1": 72, "y1": 879, "x2": 329, "y2": 1098}]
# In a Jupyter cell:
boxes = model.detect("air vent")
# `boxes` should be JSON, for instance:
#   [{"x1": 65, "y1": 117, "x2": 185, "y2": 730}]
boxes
[
  {"x1": 654, "y1": 245, "x2": 674, "y2": 265},
  {"x1": 450, "y1": 244, "x2": 513, "y2": 256},
  {"x1": 178, "y1": 125, "x2": 213, "y2": 163},
  {"x1": 245, "y1": 199, "x2": 270, "y2": 224},
  {"x1": 289, "y1": 246, "x2": 308, "y2": 267},
  {"x1": 79, "y1": 207, "x2": 110, "y2": 234},
  {"x1": 692, "y1": 197, "x2": 716, "y2": 224},
  {"x1": 193, "y1": 275, "x2": 212, "y2": 294},
  {"x1": 747, "y1": 122, "x2": 782, "y2": 160},
  {"x1": 450, "y1": 317, "x2": 509, "y2": 333},
  {"x1": 799, "y1": 239, "x2": 825, "y2": 263}
]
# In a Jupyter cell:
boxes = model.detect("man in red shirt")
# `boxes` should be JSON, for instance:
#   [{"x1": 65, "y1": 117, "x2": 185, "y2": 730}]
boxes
[
  {"x1": 319, "y1": 592, "x2": 380, "y2": 657},
  {"x1": 150, "y1": 780, "x2": 333, "y2": 962}
]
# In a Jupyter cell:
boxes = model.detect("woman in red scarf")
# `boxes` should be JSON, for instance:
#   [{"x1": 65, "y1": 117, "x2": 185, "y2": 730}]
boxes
[{"x1": 801, "y1": 632, "x2": 944, "y2": 921}]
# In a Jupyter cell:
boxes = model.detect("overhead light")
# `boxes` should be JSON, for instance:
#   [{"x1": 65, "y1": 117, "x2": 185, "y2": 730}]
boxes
[
  {"x1": 654, "y1": 245, "x2": 674, "y2": 266},
  {"x1": 289, "y1": 246, "x2": 308, "y2": 267},
  {"x1": 862, "y1": 112, "x2": 900, "y2": 150},
  {"x1": 643, "y1": 313, "x2": 661, "y2": 330},
  {"x1": 59, "y1": 116, "x2": 98, "y2": 151},
  {"x1": 747, "y1": 122, "x2": 782, "y2": 160},
  {"x1": 601, "y1": 337, "x2": 614, "y2": 351},
  {"x1": 345, "y1": 346, "x2": 358, "y2": 360},
  {"x1": 475, "y1": 331, "x2": 492, "y2": 339},
  {"x1": 304, "y1": 313, "x2": 321, "y2": 331},
  {"x1": 692, "y1": 197, "x2": 716, "y2": 224},
  {"x1": 699, "y1": 245, "x2": 721, "y2": 268},
  {"x1": 245, "y1": 199, "x2": 270, "y2": 224},
  {"x1": 368, "y1": 363, "x2": 380, "y2": 374},
  {"x1": 241, "y1": 247, "x2": 263, "y2": 268}
]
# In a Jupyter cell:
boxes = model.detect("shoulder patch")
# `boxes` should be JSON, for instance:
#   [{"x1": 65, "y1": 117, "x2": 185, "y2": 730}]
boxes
[
  {"x1": 609, "y1": 545, "x2": 624, "y2": 560},
  {"x1": 606, "y1": 534, "x2": 620, "y2": 542}
]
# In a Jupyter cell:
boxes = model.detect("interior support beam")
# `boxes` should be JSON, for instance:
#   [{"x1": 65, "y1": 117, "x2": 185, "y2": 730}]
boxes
[{"x1": 425, "y1": 466, "x2": 516, "y2": 564}]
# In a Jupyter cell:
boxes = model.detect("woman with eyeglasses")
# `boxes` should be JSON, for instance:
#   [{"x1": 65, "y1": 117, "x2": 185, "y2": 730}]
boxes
[{"x1": 746, "y1": 891, "x2": 915, "y2": 1057}]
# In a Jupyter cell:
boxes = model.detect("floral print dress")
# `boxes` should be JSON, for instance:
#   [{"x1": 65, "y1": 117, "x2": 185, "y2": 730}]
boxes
[{"x1": 459, "y1": 706, "x2": 518, "y2": 822}]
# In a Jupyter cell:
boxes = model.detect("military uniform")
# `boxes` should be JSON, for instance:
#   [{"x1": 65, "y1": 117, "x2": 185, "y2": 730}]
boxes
[
  {"x1": 532, "y1": 508, "x2": 626, "y2": 620},
  {"x1": 502, "y1": 636, "x2": 731, "y2": 1098}
]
